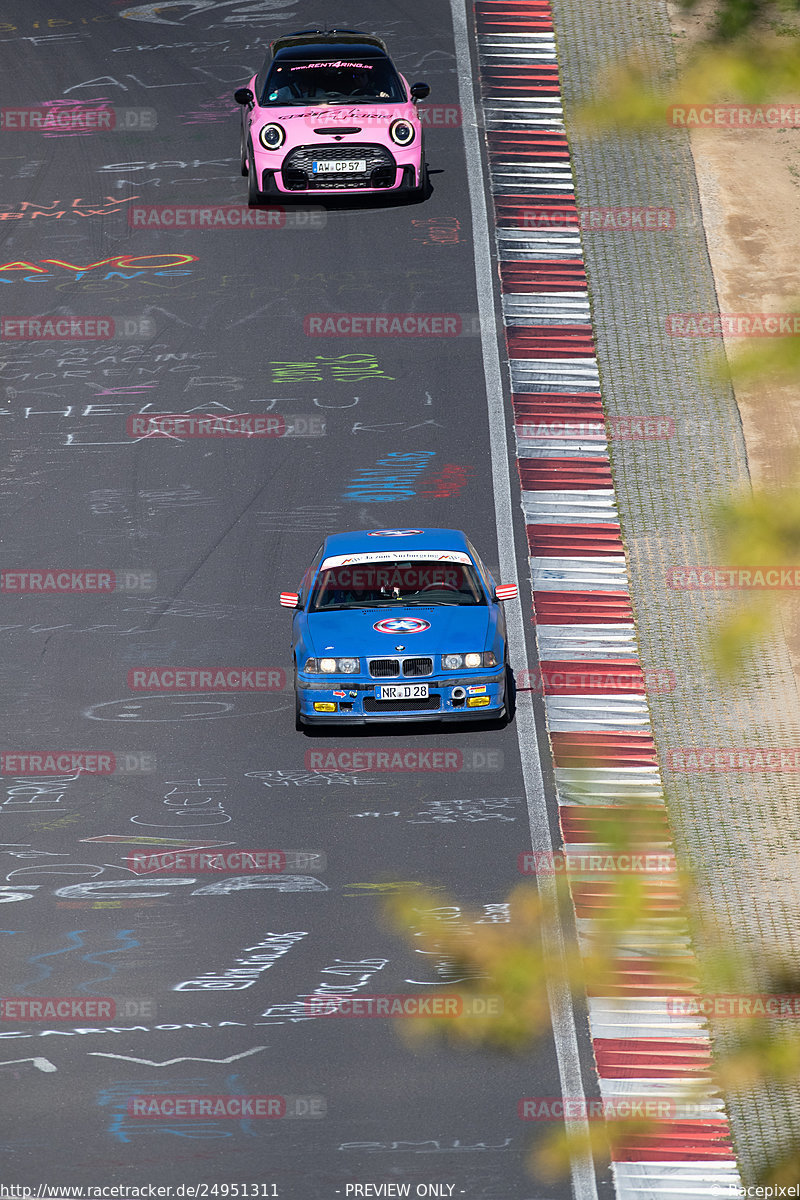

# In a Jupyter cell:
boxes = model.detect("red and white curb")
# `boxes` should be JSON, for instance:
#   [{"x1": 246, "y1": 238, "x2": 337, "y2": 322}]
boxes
[{"x1": 473, "y1": 0, "x2": 743, "y2": 1194}]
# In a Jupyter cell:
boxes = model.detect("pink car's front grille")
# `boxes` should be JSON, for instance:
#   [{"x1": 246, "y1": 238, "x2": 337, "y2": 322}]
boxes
[{"x1": 282, "y1": 142, "x2": 396, "y2": 189}]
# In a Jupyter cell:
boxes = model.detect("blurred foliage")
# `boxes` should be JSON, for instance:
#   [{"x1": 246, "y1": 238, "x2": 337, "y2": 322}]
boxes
[
  {"x1": 708, "y1": 486, "x2": 800, "y2": 671},
  {"x1": 682, "y1": 0, "x2": 792, "y2": 40},
  {"x1": 680, "y1": 0, "x2": 800, "y2": 41},
  {"x1": 577, "y1": 37, "x2": 800, "y2": 135}
]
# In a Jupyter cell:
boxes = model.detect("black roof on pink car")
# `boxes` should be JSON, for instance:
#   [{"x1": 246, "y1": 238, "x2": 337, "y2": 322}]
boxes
[{"x1": 270, "y1": 30, "x2": 389, "y2": 57}]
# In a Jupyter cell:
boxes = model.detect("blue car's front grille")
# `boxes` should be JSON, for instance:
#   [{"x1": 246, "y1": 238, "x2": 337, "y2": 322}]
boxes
[
  {"x1": 369, "y1": 658, "x2": 400, "y2": 678},
  {"x1": 401, "y1": 657, "x2": 432, "y2": 677},
  {"x1": 367, "y1": 657, "x2": 433, "y2": 678}
]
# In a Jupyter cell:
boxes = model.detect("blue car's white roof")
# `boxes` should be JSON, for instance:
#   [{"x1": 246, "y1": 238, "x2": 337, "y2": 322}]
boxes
[{"x1": 321, "y1": 528, "x2": 472, "y2": 559}]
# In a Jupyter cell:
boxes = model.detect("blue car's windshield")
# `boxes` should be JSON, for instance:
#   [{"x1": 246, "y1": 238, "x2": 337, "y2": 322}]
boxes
[
  {"x1": 261, "y1": 58, "x2": 406, "y2": 105},
  {"x1": 308, "y1": 560, "x2": 486, "y2": 612}
]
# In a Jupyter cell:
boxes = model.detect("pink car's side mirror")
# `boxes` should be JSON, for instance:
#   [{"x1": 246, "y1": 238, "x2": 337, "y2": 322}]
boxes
[{"x1": 280, "y1": 591, "x2": 300, "y2": 609}]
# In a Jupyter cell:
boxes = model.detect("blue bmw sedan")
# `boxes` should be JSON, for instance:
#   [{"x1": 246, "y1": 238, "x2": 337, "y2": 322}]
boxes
[{"x1": 280, "y1": 528, "x2": 518, "y2": 728}]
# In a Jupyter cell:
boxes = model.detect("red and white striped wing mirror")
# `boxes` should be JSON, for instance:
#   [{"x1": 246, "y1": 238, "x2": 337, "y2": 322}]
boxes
[{"x1": 495, "y1": 584, "x2": 518, "y2": 602}]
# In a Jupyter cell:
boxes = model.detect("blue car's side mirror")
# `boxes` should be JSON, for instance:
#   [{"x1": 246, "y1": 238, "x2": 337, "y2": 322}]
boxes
[{"x1": 495, "y1": 584, "x2": 518, "y2": 601}]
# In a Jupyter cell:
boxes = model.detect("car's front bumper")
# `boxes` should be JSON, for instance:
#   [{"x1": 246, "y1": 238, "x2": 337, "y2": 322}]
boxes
[
  {"x1": 253, "y1": 146, "x2": 423, "y2": 195},
  {"x1": 296, "y1": 670, "x2": 506, "y2": 724}
]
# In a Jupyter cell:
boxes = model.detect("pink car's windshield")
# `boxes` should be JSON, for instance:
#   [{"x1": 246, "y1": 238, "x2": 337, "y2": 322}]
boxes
[{"x1": 260, "y1": 58, "x2": 406, "y2": 106}]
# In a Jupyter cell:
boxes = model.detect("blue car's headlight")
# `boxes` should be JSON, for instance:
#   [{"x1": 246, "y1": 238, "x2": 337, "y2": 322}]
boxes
[
  {"x1": 303, "y1": 657, "x2": 360, "y2": 674},
  {"x1": 441, "y1": 652, "x2": 497, "y2": 671}
]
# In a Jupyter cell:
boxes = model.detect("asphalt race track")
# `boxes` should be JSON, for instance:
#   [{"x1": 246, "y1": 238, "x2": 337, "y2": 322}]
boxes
[{"x1": 0, "y1": 2, "x2": 602, "y2": 1196}]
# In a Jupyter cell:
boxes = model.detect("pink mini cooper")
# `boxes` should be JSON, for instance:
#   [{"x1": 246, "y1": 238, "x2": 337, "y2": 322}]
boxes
[{"x1": 234, "y1": 28, "x2": 430, "y2": 203}]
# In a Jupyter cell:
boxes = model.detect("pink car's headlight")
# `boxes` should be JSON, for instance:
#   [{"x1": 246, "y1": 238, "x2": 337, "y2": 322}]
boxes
[
  {"x1": 259, "y1": 123, "x2": 285, "y2": 150},
  {"x1": 389, "y1": 119, "x2": 415, "y2": 146}
]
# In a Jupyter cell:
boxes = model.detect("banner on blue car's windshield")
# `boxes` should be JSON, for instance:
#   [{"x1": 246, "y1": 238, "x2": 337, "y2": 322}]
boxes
[{"x1": 321, "y1": 550, "x2": 471, "y2": 568}]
